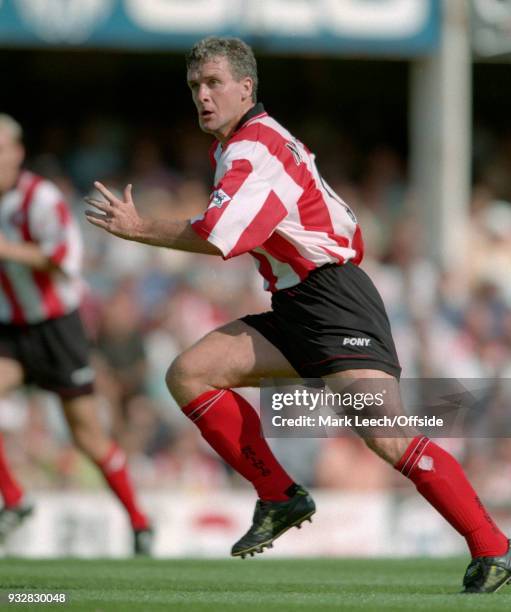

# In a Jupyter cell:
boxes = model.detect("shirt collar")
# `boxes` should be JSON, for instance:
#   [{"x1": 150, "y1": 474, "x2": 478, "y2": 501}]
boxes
[{"x1": 234, "y1": 102, "x2": 265, "y2": 132}]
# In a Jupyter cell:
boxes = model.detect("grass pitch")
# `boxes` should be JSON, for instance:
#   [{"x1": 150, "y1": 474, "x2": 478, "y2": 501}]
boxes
[{"x1": 0, "y1": 557, "x2": 509, "y2": 611}]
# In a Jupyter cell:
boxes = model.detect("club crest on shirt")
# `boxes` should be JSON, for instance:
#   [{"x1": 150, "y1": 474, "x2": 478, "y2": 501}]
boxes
[{"x1": 210, "y1": 189, "x2": 231, "y2": 209}]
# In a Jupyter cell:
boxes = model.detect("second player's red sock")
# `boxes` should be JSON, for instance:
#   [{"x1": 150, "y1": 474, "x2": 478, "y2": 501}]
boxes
[
  {"x1": 0, "y1": 433, "x2": 24, "y2": 508},
  {"x1": 395, "y1": 436, "x2": 508, "y2": 558},
  {"x1": 97, "y1": 443, "x2": 149, "y2": 531},
  {"x1": 182, "y1": 389, "x2": 294, "y2": 501}
]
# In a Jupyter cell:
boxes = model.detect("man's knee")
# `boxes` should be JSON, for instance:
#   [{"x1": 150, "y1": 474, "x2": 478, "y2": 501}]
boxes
[
  {"x1": 68, "y1": 421, "x2": 88, "y2": 451},
  {"x1": 165, "y1": 320, "x2": 273, "y2": 406},
  {"x1": 166, "y1": 352, "x2": 192, "y2": 395},
  {"x1": 67, "y1": 413, "x2": 96, "y2": 454},
  {"x1": 165, "y1": 351, "x2": 211, "y2": 406}
]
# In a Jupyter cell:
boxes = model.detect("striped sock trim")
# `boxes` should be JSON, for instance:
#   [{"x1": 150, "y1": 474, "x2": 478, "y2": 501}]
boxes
[
  {"x1": 184, "y1": 390, "x2": 222, "y2": 419},
  {"x1": 403, "y1": 439, "x2": 431, "y2": 478},
  {"x1": 192, "y1": 390, "x2": 227, "y2": 423},
  {"x1": 396, "y1": 436, "x2": 429, "y2": 476},
  {"x1": 183, "y1": 390, "x2": 227, "y2": 423}
]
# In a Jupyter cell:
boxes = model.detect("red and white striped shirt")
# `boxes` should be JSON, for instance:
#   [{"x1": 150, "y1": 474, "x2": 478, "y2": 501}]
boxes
[
  {"x1": 191, "y1": 103, "x2": 364, "y2": 292},
  {"x1": 0, "y1": 171, "x2": 83, "y2": 324}
]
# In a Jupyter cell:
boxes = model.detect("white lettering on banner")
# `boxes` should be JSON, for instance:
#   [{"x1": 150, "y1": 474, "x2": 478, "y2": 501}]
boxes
[
  {"x1": 126, "y1": 0, "x2": 431, "y2": 39},
  {"x1": 323, "y1": 0, "x2": 428, "y2": 37},
  {"x1": 245, "y1": 0, "x2": 320, "y2": 36},
  {"x1": 125, "y1": 0, "x2": 241, "y2": 32},
  {"x1": 16, "y1": 0, "x2": 114, "y2": 43}
]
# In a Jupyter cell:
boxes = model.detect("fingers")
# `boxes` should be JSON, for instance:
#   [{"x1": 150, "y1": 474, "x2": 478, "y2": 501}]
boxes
[
  {"x1": 88, "y1": 182, "x2": 133, "y2": 206},
  {"x1": 84, "y1": 210, "x2": 110, "y2": 230},
  {"x1": 124, "y1": 183, "x2": 133, "y2": 203},
  {"x1": 94, "y1": 181, "x2": 117, "y2": 204},
  {"x1": 85, "y1": 182, "x2": 135, "y2": 237},
  {"x1": 84, "y1": 197, "x2": 110, "y2": 213}
]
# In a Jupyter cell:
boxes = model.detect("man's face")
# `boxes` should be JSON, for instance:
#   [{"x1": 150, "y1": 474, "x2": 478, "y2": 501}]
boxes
[
  {"x1": 0, "y1": 128, "x2": 24, "y2": 194},
  {"x1": 187, "y1": 56, "x2": 253, "y2": 142}
]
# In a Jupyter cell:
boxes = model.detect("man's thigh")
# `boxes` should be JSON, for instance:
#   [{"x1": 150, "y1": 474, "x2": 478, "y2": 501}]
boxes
[
  {"x1": 169, "y1": 319, "x2": 298, "y2": 403},
  {"x1": 0, "y1": 357, "x2": 24, "y2": 394}
]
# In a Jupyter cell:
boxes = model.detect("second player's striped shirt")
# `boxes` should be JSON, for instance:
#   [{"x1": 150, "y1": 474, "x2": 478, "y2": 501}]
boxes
[
  {"x1": 191, "y1": 103, "x2": 364, "y2": 292},
  {"x1": 0, "y1": 170, "x2": 83, "y2": 324}
]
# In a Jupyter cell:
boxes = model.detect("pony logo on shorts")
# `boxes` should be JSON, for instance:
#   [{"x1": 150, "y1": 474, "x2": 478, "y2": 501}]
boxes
[{"x1": 342, "y1": 337, "x2": 371, "y2": 347}]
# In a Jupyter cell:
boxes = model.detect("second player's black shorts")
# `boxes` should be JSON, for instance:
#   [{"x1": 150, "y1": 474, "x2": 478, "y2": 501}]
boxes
[
  {"x1": 242, "y1": 262, "x2": 401, "y2": 379},
  {"x1": 0, "y1": 310, "x2": 95, "y2": 398}
]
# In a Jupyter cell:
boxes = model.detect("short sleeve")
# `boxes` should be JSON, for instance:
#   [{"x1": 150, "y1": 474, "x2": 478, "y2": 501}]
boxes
[
  {"x1": 28, "y1": 183, "x2": 80, "y2": 274},
  {"x1": 191, "y1": 157, "x2": 287, "y2": 259}
]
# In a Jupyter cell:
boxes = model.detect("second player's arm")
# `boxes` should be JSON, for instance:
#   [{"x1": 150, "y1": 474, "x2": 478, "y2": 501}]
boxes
[{"x1": 0, "y1": 233, "x2": 57, "y2": 270}]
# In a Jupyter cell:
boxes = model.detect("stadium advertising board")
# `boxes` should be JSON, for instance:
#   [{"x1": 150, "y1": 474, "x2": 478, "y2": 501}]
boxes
[
  {"x1": 5, "y1": 491, "x2": 464, "y2": 558},
  {"x1": 0, "y1": 0, "x2": 440, "y2": 55}
]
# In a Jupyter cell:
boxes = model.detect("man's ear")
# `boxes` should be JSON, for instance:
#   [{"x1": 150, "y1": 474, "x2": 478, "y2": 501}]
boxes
[
  {"x1": 241, "y1": 77, "x2": 253, "y2": 102},
  {"x1": 16, "y1": 142, "x2": 25, "y2": 166}
]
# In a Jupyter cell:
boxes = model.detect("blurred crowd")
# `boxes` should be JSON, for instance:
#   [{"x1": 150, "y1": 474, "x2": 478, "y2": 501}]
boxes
[{"x1": 1, "y1": 112, "x2": 511, "y2": 511}]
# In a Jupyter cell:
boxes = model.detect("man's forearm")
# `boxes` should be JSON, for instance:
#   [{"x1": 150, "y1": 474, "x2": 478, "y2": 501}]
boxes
[
  {"x1": 0, "y1": 241, "x2": 55, "y2": 270},
  {"x1": 85, "y1": 182, "x2": 223, "y2": 256},
  {"x1": 132, "y1": 218, "x2": 222, "y2": 256}
]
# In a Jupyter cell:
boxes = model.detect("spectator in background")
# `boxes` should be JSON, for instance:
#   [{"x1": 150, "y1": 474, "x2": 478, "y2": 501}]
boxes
[
  {"x1": 128, "y1": 136, "x2": 179, "y2": 194},
  {"x1": 95, "y1": 282, "x2": 148, "y2": 436},
  {"x1": 67, "y1": 116, "x2": 124, "y2": 194},
  {"x1": 0, "y1": 114, "x2": 152, "y2": 554}
]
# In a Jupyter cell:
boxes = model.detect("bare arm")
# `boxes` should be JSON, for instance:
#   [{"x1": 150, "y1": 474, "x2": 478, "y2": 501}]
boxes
[
  {"x1": 85, "y1": 182, "x2": 222, "y2": 256},
  {"x1": 0, "y1": 233, "x2": 56, "y2": 270}
]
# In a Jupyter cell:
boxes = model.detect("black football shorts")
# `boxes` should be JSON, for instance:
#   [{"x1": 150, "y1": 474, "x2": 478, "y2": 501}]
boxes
[
  {"x1": 0, "y1": 310, "x2": 95, "y2": 398},
  {"x1": 242, "y1": 262, "x2": 401, "y2": 379}
]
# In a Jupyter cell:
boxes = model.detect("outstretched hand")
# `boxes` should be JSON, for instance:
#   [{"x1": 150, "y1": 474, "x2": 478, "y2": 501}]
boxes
[{"x1": 85, "y1": 182, "x2": 143, "y2": 241}]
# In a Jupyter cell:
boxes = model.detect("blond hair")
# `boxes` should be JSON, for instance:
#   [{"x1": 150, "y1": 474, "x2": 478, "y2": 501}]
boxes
[{"x1": 0, "y1": 114, "x2": 23, "y2": 141}]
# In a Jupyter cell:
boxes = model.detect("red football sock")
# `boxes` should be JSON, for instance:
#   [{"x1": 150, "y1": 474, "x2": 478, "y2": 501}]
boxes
[
  {"x1": 395, "y1": 436, "x2": 508, "y2": 558},
  {"x1": 182, "y1": 389, "x2": 294, "y2": 501},
  {"x1": 97, "y1": 443, "x2": 149, "y2": 531},
  {"x1": 0, "y1": 433, "x2": 23, "y2": 508}
]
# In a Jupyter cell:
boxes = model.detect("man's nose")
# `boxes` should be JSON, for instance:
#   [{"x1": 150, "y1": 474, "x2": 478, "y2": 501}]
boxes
[{"x1": 197, "y1": 84, "x2": 210, "y2": 102}]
